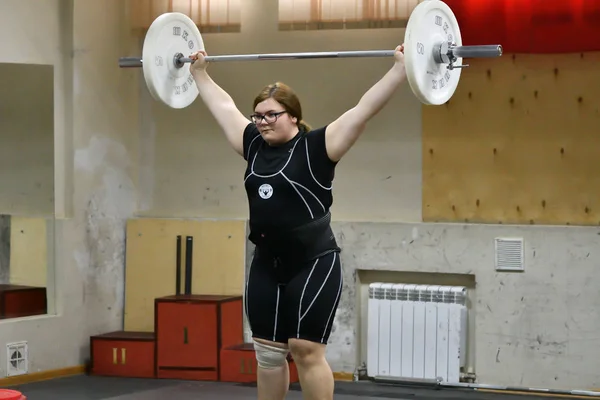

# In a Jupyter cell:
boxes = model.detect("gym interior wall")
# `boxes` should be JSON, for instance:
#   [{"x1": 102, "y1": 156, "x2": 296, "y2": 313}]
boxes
[{"x1": 0, "y1": 0, "x2": 599, "y2": 395}]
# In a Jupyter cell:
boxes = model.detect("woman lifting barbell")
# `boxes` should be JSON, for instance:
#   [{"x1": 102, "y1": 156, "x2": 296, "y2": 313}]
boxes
[{"x1": 188, "y1": 44, "x2": 406, "y2": 400}]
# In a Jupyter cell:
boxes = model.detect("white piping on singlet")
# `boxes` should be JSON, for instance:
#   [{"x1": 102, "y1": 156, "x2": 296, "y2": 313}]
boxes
[
  {"x1": 272, "y1": 284, "x2": 283, "y2": 341},
  {"x1": 305, "y1": 139, "x2": 332, "y2": 190},
  {"x1": 244, "y1": 134, "x2": 332, "y2": 220},
  {"x1": 244, "y1": 262, "x2": 252, "y2": 330},
  {"x1": 321, "y1": 257, "x2": 343, "y2": 343},
  {"x1": 281, "y1": 172, "x2": 325, "y2": 219},
  {"x1": 296, "y1": 252, "x2": 339, "y2": 341}
]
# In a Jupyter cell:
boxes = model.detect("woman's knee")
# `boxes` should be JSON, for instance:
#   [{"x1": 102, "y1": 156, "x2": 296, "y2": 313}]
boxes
[
  {"x1": 288, "y1": 338, "x2": 326, "y2": 367},
  {"x1": 253, "y1": 338, "x2": 289, "y2": 370}
]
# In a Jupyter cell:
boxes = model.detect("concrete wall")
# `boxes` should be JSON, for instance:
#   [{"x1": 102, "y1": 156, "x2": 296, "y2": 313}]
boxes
[
  {"x1": 333, "y1": 222, "x2": 600, "y2": 390},
  {"x1": 0, "y1": 0, "x2": 598, "y2": 393},
  {"x1": 0, "y1": 0, "x2": 138, "y2": 375}
]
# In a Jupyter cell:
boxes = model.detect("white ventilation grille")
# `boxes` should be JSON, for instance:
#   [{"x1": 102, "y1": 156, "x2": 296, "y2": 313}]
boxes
[
  {"x1": 6, "y1": 341, "x2": 28, "y2": 377},
  {"x1": 494, "y1": 237, "x2": 524, "y2": 271}
]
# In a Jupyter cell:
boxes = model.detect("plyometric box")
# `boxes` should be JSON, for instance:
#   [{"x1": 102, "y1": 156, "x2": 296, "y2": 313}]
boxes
[{"x1": 123, "y1": 218, "x2": 247, "y2": 332}]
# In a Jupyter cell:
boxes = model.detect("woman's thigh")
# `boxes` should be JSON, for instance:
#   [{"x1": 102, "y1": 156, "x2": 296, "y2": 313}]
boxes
[
  {"x1": 245, "y1": 255, "x2": 289, "y2": 344},
  {"x1": 280, "y1": 251, "x2": 343, "y2": 345}
]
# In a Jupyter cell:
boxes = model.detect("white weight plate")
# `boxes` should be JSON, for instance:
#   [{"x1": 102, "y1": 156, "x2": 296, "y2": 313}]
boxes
[
  {"x1": 404, "y1": 0, "x2": 462, "y2": 105},
  {"x1": 142, "y1": 12, "x2": 205, "y2": 109}
]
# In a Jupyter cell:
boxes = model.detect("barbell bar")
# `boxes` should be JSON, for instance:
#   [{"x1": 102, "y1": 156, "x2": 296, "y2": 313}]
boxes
[
  {"x1": 119, "y1": 45, "x2": 502, "y2": 72},
  {"x1": 119, "y1": 0, "x2": 503, "y2": 109},
  {"x1": 118, "y1": 45, "x2": 502, "y2": 69}
]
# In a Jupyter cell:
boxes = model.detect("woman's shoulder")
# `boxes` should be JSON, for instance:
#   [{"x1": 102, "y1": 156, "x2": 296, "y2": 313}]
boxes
[{"x1": 303, "y1": 125, "x2": 328, "y2": 139}]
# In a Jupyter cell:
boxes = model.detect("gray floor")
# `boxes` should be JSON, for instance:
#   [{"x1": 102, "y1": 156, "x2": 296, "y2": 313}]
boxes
[{"x1": 7, "y1": 375, "x2": 558, "y2": 400}]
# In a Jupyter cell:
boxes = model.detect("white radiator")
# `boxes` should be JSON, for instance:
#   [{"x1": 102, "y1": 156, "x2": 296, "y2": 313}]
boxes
[{"x1": 367, "y1": 283, "x2": 468, "y2": 383}]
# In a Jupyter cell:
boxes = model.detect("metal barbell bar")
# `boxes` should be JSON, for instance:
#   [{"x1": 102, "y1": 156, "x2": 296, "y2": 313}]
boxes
[{"x1": 118, "y1": 45, "x2": 502, "y2": 69}]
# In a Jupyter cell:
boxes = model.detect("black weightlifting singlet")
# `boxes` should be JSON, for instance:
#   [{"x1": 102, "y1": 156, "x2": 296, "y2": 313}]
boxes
[{"x1": 242, "y1": 123, "x2": 340, "y2": 263}]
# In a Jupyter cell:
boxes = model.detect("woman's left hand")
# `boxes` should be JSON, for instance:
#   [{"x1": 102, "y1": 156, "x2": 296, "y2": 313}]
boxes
[{"x1": 394, "y1": 44, "x2": 405, "y2": 67}]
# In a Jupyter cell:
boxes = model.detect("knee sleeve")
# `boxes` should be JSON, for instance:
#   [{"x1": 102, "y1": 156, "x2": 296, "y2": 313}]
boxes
[{"x1": 253, "y1": 339, "x2": 288, "y2": 369}]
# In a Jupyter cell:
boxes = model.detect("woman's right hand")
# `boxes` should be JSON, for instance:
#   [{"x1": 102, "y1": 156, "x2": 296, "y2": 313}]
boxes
[{"x1": 189, "y1": 50, "x2": 208, "y2": 73}]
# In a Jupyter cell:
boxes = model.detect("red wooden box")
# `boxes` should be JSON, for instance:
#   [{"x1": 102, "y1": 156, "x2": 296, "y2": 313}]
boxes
[
  {"x1": 155, "y1": 294, "x2": 243, "y2": 381},
  {"x1": 90, "y1": 331, "x2": 155, "y2": 378},
  {"x1": 0, "y1": 284, "x2": 46, "y2": 319},
  {"x1": 219, "y1": 342, "x2": 299, "y2": 383}
]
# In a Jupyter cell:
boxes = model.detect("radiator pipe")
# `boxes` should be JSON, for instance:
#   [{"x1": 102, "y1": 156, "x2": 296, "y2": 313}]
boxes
[
  {"x1": 441, "y1": 381, "x2": 600, "y2": 398},
  {"x1": 371, "y1": 377, "x2": 600, "y2": 398},
  {"x1": 372, "y1": 376, "x2": 440, "y2": 386}
]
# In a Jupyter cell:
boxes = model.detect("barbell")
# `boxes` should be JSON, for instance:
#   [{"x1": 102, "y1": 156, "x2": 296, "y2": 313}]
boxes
[{"x1": 119, "y1": 0, "x2": 503, "y2": 109}]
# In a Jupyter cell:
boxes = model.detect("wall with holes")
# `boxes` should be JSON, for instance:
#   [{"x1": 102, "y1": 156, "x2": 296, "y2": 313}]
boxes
[{"x1": 423, "y1": 52, "x2": 600, "y2": 225}]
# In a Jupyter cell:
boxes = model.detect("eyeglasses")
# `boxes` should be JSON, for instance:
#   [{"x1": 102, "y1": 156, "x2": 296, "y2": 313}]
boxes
[{"x1": 250, "y1": 110, "x2": 287, "y2": 124}]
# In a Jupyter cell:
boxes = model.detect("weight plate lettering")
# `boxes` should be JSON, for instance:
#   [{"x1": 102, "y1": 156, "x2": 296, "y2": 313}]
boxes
[
  {"x1": 404, "y1": 0, "x2": 462, "y2": 105},
  {"x1": 142, "y1": 12, "x2": 204, "y2": 109}
]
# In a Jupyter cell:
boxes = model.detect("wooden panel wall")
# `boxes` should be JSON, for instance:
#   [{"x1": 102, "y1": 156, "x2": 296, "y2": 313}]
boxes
[
  {"x1": 10, "y1": 217, "x2": 48, "y2": 287},
  {"x1": 422, "y1": 52, "x2": 600, "y2": 226},
  {"x1": 124, "y1": 218, "x2": 247, "y2": 332}
]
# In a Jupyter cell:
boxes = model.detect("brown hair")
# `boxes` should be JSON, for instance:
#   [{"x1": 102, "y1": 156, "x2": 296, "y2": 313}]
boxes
[{"x1": 253, "y1": 82, "x2": 312, "y2": 131}]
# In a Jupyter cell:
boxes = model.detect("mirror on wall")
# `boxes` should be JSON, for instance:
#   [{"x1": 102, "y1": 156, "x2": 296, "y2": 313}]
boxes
[{"x1": 0, "y1": 62, "x2": 55, "y2": 320}]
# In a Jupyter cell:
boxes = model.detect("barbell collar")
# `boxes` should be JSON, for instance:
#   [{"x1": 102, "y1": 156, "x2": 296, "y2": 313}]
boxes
[{"x1": 119, "y1": 57, "x2": 144, "y2": 68}]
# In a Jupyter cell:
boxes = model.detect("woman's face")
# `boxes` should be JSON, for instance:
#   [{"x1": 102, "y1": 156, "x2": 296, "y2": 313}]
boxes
[{"x1": 253, "y1": 98, "x2": 298, "y2": 145}]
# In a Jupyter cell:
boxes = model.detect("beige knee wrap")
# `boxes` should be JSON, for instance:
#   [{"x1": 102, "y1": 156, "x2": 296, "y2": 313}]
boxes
[{"x1": 253, "y1": 340, "x2": 288, "y2": 369}]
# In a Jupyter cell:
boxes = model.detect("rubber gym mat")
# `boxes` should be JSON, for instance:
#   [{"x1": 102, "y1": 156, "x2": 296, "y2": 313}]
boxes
[
  {"x1": 9, "y1": 375, "x2": 584, "y2": 400},
  {"x1": 7, "y1": 375, "x2": 181, "y2": 400}
]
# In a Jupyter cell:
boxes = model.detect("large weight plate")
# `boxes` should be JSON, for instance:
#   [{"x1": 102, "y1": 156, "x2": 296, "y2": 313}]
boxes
[
  {"x1": 404, "y1": 0, "x2": 462, "y2": 105},
  {"x1": 142, "y1": 12, "x2": 204, "y2": 109}
]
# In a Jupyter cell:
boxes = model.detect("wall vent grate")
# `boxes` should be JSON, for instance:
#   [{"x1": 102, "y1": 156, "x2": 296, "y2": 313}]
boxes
[
  {"x1": 6, "y1": 341, "x2": 28, "y2": 377},
  {"x1": 494, "y1": 237, "x2": 524, "y2": 271}
]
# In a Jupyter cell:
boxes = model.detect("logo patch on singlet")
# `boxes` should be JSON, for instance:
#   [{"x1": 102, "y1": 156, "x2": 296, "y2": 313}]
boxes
[{"x1": 258, "y1": 184, "x2": 273, "y2": 199}]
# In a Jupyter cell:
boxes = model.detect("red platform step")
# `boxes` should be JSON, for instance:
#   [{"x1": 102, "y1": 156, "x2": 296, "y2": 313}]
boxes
[
  {"x1": 89, "y1": 294, "x2": 247, "y2": 381},
  {"x1": 220, "y1": 342, "x2": 299, "y2": 384},
  {"x1": 155, "y1": 294, "x2": 243, "y2": 381},
  {"x1": 90, "y1": 331, "x2": 155, "y2": 378}
]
